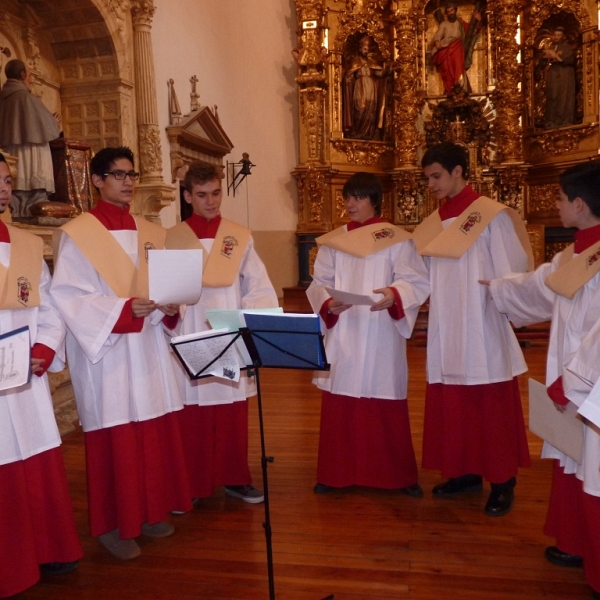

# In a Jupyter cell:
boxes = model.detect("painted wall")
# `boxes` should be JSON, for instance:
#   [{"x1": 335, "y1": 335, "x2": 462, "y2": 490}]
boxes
[{"x1": 151, "y1": 0, "x2": 299, "y2": 296}]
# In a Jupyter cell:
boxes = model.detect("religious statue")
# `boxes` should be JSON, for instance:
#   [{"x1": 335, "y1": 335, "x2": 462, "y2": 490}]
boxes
[
  {"x1": 343, "y1": 35, "x2": 387, "y2": 140},
  {"x1": 430, "y1": 1, "x2": 483, "y2": 95},
  {"x1": 0, "y1": 59, "x2": 61, "y2": 218},
  {"x1": 540, "y1": 27, "x2": 576, "y2": 129}
]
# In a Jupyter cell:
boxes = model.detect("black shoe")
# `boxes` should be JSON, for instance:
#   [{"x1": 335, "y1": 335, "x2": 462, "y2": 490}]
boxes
[
  {"x1": 484, "y1": 477, "x2": 516, "y2": 517},
  {"x1": 314, "y1": 483, "x2": 336, "y2": 494},
  {"x1": 544, "y1": 546, "x2": 583, "y2": 568},
  {"x1": 432, "y1": 474, "x2": 483, "y2": 497},
  {"x1": 39, "y1": 560, "x2": 80, "y2": 575},
  {"x1": 399, "y1": 483, "x2": 424, "y2": 498}
]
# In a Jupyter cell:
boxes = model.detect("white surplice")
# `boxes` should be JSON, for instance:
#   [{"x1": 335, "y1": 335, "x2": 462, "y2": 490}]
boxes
[
  {"x1": 170, "y1": 236, "x2": 278, "y2": 405},
  {"x1": 427, "y1": 209, "x2": 529, "y2": 385},
  {"x1": 0, "y1": 244, "x2": 66, "y2": 466},
  {"x1": 491, "y1": 249, "x2": 600, "y2": 490},
  {"x1": 307, "y1": 230, "x2": 430, "y2": 400},
  {"x1": 562, "y1": 316, "x2": 600, "y2": 498},
  {"x1": 50, "y1": 229, "x2": 184, "y2": 432}
]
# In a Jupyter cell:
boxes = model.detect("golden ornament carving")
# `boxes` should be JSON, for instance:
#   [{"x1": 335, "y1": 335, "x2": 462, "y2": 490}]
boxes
[
  {"x1": 529, "y1": 183, "x2": 560, "y2": 213},
  {"x1": 526, "y1": 1, "x2": 591, "y2": 41},
  {"x1": 424, "y1": 86, "x2": 495, "y2": 167},
  {"x1": 528, "y1": 124, "x2": 597, "y2": 158},
  {"x1": 546, "y1": 241, "x2": 571, "y2": 262},
  {"x1": 300, "y1": 87, "x2": 326, "y2": 163},
  {"x1": 334, "y1": 5, "x2": 391, "y2": 59},
  {"x1": 493, "y1": 165, "x2": 527, "y2": 213},
  {"x1": 381, "y1": 191, "x2": 391, "y2": 222},
  {"x1": 526, "y1": 224, "x2": 546, "y2": 268},
  {"x1": 331, "y1": 139, "x2": 393, "y2": 165},
  {"x1": 393, "y1": 168, "x2": 422, "y2": 225},
  {"x1": 490, "y1": 0, "x2": 524, "y2": 163},
  {"x1": 294, "y1": 167, "x2": 331, "y2": 227},
  {"x1": 335, "y1": 190, "x2": 347, "y2": 218},
  {"x1": 295, "y1": 0, "x2": 326, "y2": 22},
  {"x1": 393, "y1": 9, "x2": 422, "y2": 168}
]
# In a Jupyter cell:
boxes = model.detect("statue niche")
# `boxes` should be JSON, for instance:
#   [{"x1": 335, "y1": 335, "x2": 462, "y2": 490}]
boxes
[
  {"x1": 342, "y1": 34, "x2": 389, "y2": 141},
  {"x1": 533, "y1": 12, "x2": 581, "y2": 130}
]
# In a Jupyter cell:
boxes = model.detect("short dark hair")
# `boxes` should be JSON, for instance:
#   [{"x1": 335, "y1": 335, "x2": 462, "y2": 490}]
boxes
[
  {"x1": 90, "y1": 146, "x2": 135, "y2": 179},
  {"x1": 5, "y1": 59, "x2": 26, "y2": 81},
  {"x1": 342, "y1": 172, "x2": 383, "y2": 216},
  {"x1": 559, "y1": 161, "x2": 600, "y2": 218},
  {"x1": 422, "y1": 141, "x2": 469, "y2": 179},
  {"x1": 183, "y1": 162, "x2": 221, "y2": 193}
]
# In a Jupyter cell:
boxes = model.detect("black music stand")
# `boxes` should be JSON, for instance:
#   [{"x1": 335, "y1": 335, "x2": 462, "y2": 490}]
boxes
[{"x1": 171, "y1": 313, "x2": 330, "y2": 600}]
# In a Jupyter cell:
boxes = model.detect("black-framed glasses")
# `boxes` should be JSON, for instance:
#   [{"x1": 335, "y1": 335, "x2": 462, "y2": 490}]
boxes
[{"x1": 104, "y1": 170, "x2": 140, "y2": 181}]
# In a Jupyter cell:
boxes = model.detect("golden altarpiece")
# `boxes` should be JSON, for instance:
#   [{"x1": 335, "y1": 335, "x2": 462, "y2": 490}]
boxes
[
  {"x1": 0, "y1": 0, "x2": 229, "y2": 433},
  {"x1": 291, "y1": 0, "x2": 600, "y2": 286}
]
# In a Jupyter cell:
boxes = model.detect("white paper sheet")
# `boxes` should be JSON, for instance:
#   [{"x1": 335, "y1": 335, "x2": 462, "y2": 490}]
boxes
[
  {"x1": 528, "y1": 378, "x2": 583, "y2": 463},
  {"x1": 148, "y1": 249, "x2": 203, "y2": 305},
  {"x1": 171, "y1": 328, "x2": 241, "y2": 381},
  {"x1": 205, "y1": 307, "x2": 284, "y2": 331},
  {"x1": 325, "y1": 287, "x2": 378, "y2": 306},
  {"x1": 0, "y1": 326, "x2": 31, "y2": 391}
]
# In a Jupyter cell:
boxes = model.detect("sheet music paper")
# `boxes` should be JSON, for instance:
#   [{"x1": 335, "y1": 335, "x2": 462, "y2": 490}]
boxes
[
  {"x1": 325, "y1": 287, "x2": 377, "y2": 306},
  {"x1": 148, "y1": 249, "x2": 203, "y2": 305},
  {"x1": 205, "y1": 307, "x2": 283, "y2": 331},
  {"x1": 171, "y1": 328, "x2": 241, "y2": 381},
  {"x1": 528, "y1": 378, "x2": 583, "y2": 463},
  {"x1": 0, "y1": 326, "x2": 31, "y2": 391}
]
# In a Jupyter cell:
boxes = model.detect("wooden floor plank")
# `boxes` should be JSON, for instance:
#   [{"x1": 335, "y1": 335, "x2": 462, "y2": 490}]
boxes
[{"x1": 15, "y1": 340, "x2": 593, "y2": 599}]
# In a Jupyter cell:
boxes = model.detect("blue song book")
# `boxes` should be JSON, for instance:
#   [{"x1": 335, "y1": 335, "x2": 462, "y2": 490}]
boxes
[{"x1": 241, "y1": 312, "x2": 328, "y2": 370}]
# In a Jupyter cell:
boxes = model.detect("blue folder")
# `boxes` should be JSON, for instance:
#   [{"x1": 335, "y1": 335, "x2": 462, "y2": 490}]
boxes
[{"x1": 242, "y1": 312, "x2": 328, "y2": 370}]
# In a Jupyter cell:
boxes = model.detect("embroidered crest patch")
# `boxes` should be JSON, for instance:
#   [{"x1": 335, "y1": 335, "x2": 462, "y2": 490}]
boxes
[
  {"x1": 17, "y1": 276, "x2": 31, "y2": 306},
  {"x1": 221, "y1": 236, "x2": 238, "y2": 258},
  {"x1": 371, "y1": 228, "x2": 395, "y2": 241},
  {"x1": 144, "y1": 242, "x2": 156, "y2": 262},
  {"x1": 588, "y1": 248, "x2": 600, "y2": 267},
  {"x1": 460, "y1": 212, "x2": 482, "y2": 234}
]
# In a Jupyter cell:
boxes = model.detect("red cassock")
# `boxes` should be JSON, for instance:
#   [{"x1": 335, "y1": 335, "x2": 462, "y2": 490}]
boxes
[
  {"x1": 544, "y1": 461, "x2": 600, "y2": 592},
  {"x1": 317, "y1": 392, "x2": 418, "y2": 489},
  {"x1": 422, "y1": 379, "x2": 531, "y2": 483},
  {"x1": 0, "y1": 449, "x2": 82, "y2": 598},
  {"x1": 177, "y1": 403, "x2": 251, "y2": 498}
]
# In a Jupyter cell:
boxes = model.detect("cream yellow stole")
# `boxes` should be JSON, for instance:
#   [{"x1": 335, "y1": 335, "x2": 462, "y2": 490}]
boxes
[
  {"x1": 316, "y1": 222, "x2": 411, "y2": 258},
  {"x1": 55, "y1": 212, "x2": 166, "y2": 298},
  {"x1": 545, "y1": 241, "x2": 600, "y2": 299},
  {"x1": 165, "y1": 218, "x2": 251, "y2": 288},
  {"x1": 412, "y1": 196, "x2": 534, "y2": 270},
  {"x1": 0, "y1": 226, "x2": 42, "y2": 309}
]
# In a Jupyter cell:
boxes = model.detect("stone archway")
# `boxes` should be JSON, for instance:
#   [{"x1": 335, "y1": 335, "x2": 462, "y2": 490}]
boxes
[{"x1": 0, "y1": 0, "x2": 137, "y2": 154}]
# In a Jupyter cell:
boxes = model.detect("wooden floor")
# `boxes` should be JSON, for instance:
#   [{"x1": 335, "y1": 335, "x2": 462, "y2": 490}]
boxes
[{"x1": 17, "y1": 340, "x2": 594, "y2": 600}]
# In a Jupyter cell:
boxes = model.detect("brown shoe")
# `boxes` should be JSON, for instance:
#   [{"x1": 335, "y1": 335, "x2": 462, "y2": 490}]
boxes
[
  {"x1": 141, "y1": 521, "x2": 175, "y2": 538},
  {"x1": 98, "y1": 529, "x2": 141, "y2": 560}
]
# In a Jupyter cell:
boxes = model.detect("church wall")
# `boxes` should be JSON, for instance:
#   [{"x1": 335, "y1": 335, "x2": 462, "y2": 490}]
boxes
[{"x1": 151, "y1": 0, "x2": 299, "y2": 296}]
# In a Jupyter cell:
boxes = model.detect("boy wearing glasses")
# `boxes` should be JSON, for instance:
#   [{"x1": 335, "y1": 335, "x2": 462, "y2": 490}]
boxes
[{"x1": 51, "y1": 146, "x2": 192, "y2": 560}]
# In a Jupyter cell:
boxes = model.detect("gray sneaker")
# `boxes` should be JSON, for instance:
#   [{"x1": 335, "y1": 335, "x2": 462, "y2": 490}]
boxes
[{"x1": 224, "y1": 485, "x2": 264, "y2": 504}]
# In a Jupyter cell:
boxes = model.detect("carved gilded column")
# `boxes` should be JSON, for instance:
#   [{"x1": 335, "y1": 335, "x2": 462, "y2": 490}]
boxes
[
  {"x1": 489, "y1": 0, "x2": 528, "y2": 215},
  {"x1": 490, "y1": 0, "x2": 523, "y2": 164},
  {"x1": 130, "y1": 0, "x2": 174, "y2": 221},
  {"x1": 392, "y1": 8, "x2": 421, "y2": 168},
  {"x1": 391, "y1": 8, "x2": 422, "y2": 226}
]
